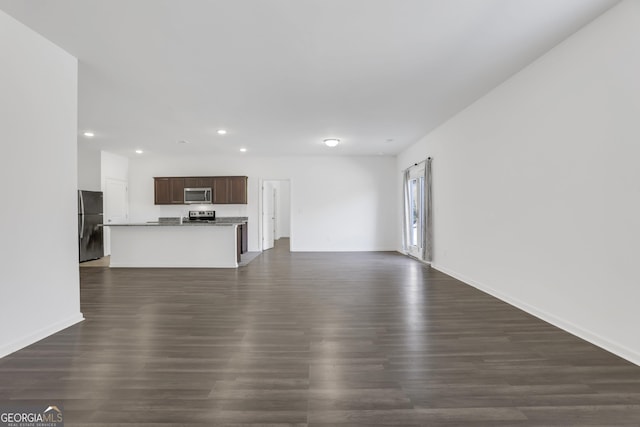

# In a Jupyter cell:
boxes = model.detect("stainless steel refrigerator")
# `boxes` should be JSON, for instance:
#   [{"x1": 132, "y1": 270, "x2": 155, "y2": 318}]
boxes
[{"x1": 78, "y1": 190, "x2": 104, "y2": 262}]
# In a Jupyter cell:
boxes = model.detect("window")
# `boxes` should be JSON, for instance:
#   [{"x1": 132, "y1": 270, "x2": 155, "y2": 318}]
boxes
[
  {"x1": 403, "y1": 158, "x2": 432, "y2": 262},
  {"x1": 405, "y1": 167, "x2": 424, "y2": 258}
]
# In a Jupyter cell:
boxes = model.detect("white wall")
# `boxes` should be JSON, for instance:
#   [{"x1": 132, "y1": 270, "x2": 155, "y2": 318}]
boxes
[
  {"x1": 398, "y1": 0, "x2": 640, "y2": 364},
  {"x1": 0, "y1": 11, "x2": 83, "y2": 357},
  {"x1": 101, "y1": 151, "x2": 129, "y2": 255},
  {"x1": 77, "y1": 143, "x2": 101, "y2": 191},
  {"x1": 276, "y1": 180, "x2": 291, "y2": 239},
  {"x1": 262, "y1": 180, "x2": 291, "y2": 241},
  {"x1": 101, "y1": 150, "x2": 129, "y2": 186},
  {"x1": 128, "y1": 155, "x2": 396, "y2": 252}
]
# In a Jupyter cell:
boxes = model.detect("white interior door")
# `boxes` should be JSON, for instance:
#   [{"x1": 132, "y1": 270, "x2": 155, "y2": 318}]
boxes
[
  {"x1": 272, "y1": 187, "x2": 277, "y2": 240},
  {"x1": 104, "y1": 178, "x2": 129, "y2": 255},
  {"x1": 262, "y1": 182, "x2": 275, "y2": 250}
]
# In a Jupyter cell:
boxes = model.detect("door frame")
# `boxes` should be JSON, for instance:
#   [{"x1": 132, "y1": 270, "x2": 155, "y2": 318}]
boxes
[
  {"x1": 260, "y1": 179, "x2": 291, "y2": 251},
  {"x1": 262, "y1": 182, "x2": 275, "y2": 250}
]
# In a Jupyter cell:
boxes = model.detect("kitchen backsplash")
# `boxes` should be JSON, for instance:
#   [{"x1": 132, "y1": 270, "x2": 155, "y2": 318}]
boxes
[
  {"x1": 157, "y1": 204, "x2": 248, "y2": 219},
  {"x1": 117, "y1": 204, "x2": 250, "y2": 224}
]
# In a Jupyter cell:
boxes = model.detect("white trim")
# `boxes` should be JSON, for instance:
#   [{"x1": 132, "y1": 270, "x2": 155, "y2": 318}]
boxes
[
  {"x1": 0, "y1": 313, "x2": 84, "y2": 359},
  {"x1": 430, "y1": 263, "x2": 640, "y2": 367},
  {"x1": 406, "y1": 253, "x2": 431, "y2": 266},
  {"x1": 260, "y1": 178, "x2": 292, "y2": 251}
]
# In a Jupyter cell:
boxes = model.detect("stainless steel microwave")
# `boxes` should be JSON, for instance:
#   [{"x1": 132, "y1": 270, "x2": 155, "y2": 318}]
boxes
[{"x1": 184, "y1": 187, "x2": 212, "y2": 204}]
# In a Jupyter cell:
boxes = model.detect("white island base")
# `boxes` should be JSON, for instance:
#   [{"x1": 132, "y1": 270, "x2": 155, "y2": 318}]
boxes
[{"x1": 108, "y1": 224, "x2": 239, "y2": 268}]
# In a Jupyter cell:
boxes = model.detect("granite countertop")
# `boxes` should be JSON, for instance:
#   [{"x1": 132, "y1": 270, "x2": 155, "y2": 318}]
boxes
[
  {"x1": 104, "y1": 216, "x2": 248, "y2": 227},
  {"x1": 105, "y1": 222, "x2": 236, "y2": 227},
  {"x1": 208, "y1": 217, "x2": 248, "y2": 224}
]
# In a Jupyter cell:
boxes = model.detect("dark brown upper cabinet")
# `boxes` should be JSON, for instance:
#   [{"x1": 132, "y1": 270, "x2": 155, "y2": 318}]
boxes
[
  {"x1": 170, "y1": 178, "x2": 185, "y2": 204},
  {"x1": 154, "y1": 177, "x2": 185, "y2": 205},
  {"x1": 154, "y1": 178, "x2": 171, "y2": 204},
  {"x1": 184, "y1": 177, "x2": 212, "y2": 188},
  {"x1": 154, "y1": 176, "x2": 247, "y2": 205},
  {"x1": 228, "y1": 176, "x2": 248, "y2": 204},
  {"x1": 212, "y1": 177, "x2": 230, "y2": 204}
]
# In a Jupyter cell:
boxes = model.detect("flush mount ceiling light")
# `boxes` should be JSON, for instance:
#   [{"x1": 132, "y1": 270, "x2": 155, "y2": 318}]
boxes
[
  {"x1": 217, "y1": 129, "x2": 227, "y2": 135},
  {"x1": 135, "y1": 149, "x2": 143, "y2": 154},
  {"x1": 324, "y1": 138, "x2": 340, "y2": 147},
  {"x1": 83, "y1": 131, "x2": 95, "y2": 137},
  {"x1": 239, "y1": 148, "x2": 247, "y2": 152}
]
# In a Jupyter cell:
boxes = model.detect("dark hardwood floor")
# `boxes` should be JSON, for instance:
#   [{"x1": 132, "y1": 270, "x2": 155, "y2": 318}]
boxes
[{"x1": 2, "y1": 238, "x2": 640, "y2": 426}]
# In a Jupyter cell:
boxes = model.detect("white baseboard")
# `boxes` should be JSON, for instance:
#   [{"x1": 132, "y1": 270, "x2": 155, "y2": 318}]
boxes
[
  {"x1": 430, "y1": 263, "x2": 640, "y2": 367},
  {"x1": 0, "y1": 313, "x2": 84, "y2": 359}
]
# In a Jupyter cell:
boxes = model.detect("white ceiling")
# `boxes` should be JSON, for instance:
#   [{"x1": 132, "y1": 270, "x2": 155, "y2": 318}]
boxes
[{"x1": 0, "y1": 0, "x2": 619, "y2": 157}]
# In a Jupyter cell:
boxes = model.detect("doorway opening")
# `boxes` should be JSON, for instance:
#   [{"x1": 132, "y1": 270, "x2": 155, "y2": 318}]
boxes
[{"x1": 261, "y1": 179, "x2": 291, "y2": 251}]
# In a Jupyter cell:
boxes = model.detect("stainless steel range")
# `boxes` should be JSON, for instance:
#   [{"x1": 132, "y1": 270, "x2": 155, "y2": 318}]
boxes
[{"x1": 188, "y1": 210, "x2": 216, "y2": 221}]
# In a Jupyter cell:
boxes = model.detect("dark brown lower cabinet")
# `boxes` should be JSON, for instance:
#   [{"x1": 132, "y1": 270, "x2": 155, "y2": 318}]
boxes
[
  {"x1": 236, "y1": 226, "x2": 242, "y2": 263},
  {"x1": 236, "y1": 223, "x2": 248, "y2": 263},
  {"x1": 241, "y1": 223, "x2": 248, "y2": 254}
]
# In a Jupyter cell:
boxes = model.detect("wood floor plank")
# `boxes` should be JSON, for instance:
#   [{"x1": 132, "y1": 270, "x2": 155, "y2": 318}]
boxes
[{"x1": 1, "y1": 238, "x2": 639, "y2": 425}]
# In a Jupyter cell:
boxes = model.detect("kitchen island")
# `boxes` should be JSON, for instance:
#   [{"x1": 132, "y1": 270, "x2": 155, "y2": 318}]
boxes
[{"x1": 104, "y1": 218, "x2": 247, "y2": 268}]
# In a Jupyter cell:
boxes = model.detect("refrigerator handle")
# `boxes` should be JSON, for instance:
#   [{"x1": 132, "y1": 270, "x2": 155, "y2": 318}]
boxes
[{"x1": 79, "y1": 191, "x2": 85, "y2": 239}]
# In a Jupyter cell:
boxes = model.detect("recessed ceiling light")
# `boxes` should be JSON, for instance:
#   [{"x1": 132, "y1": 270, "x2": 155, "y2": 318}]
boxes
[
  {"x1": 324, "y1": 138, "x2": 340, "y2": 147},
  {"x1": 385, "y1": 138, "x2": 394, "y2": 143},
  {"x1": 217, "y1": 129, "x2": 227, "y2": 135},
  {"x1": 177, "y1": 140, "x2": 188, "y2": 144},
  {"x1": 83, "y1": 131, "x2": 94, "y2": 137},
  {"x1": 239, "y1": 148, "x2": 247, "y2": 152},
  {"x1": 135, "y1": 149, "x2": 143, "y2": 154}
]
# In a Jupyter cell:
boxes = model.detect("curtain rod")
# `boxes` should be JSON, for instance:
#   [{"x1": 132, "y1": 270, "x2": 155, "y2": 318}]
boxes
[{"x1": 403, "y1": 157, "x2": 431, "y2": 172}]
